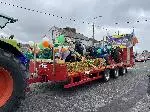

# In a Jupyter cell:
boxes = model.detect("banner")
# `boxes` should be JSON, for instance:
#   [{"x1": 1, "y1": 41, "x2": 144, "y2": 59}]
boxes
[{"x1": 107, "y1": 33, "x2": 138, "y2": 48}]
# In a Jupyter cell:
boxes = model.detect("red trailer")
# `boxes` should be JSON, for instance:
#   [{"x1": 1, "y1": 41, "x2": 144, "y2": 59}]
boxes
[{"x1": 27, "y1": 47, "x2": 135, "y2": 89}]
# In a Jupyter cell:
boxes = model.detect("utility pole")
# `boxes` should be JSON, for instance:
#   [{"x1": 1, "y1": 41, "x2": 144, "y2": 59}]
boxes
[
  {"x1": 118, "y1": 30, "x2": 119, "y2": 35},
  {"x1": 48, "y1": 26, "x2": 56, "y2": 77},
  {"x1": 92, "y1": 16, "x2": 102, "y2": 46},
  {"x1": 92, "y1": 22, "x2": 95, "y2": 46},
  {"x1": 133, "y1": 27, "x2": 135, "y2": 33}
]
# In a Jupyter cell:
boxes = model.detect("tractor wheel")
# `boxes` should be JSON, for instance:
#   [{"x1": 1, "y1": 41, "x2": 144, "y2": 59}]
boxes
[
  {"x1": 102, "y1": 69, "x2": 110, "y2": 82},
  {"x1": 111, "y1": 68, "x2": 119, "y2": 79},
  {"x1": 0, "y1": 49, "x2": 27, "y2": 112},
  {"x1": 119, "y1": 67, "x2": 127, "y2": 76}
]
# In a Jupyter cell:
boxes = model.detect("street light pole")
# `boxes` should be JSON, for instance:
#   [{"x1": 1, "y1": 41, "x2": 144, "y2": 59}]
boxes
[
  {"x1": 48, "y1": 26, "x2": 56, "y2": 77},
  {"x1": 118, "y1": 30, "x2": 119, "y2": 35},
  {"x1": 133, "y1": 27, "x2": 135, "y2": 33},
  {"x1": 92, "y1": 16, "x2": 102, "y2": 46},
  {"x1": 92, "y1": 22, "x2": 95, "y2": 46}
]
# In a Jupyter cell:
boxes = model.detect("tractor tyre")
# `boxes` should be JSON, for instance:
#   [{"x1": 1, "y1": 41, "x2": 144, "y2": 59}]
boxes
[{"x1": 0, "y1": 49, "x2": 27, "y2": 112}]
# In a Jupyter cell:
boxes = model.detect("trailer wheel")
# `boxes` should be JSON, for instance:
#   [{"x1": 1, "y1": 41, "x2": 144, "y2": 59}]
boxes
[
  {"x1": 119, "y1": 67, "x2": 127, "y2": 75},
  {"x1": 103, "y1": 69, "x2": 110, "y2": 82},
  {"x1": 111, "y1": 68, "x2": 119, "y2": 78},
  {"x1": 0, "y1": 49, "x2": 27, "y2": 112}
]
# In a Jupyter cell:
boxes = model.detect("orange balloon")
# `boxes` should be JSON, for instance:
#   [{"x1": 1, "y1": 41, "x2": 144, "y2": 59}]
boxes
[{"x1": 42, "y1": 41, "x2": 49, "y2": 48}]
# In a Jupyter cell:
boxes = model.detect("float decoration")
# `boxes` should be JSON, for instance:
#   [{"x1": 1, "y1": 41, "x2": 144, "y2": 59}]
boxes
[
  {"x1": 42, "y1": 41, "x2": 49, "y2": 48},
  {"x1": 56, "y1": 35, "x2": 65, "y2": 44},
  {"x1": 107, "y1": 32, "x2": 138, "y2": 48},
  {"x1": 66, "y1": 58, "x2": 106, "y2": 73}
]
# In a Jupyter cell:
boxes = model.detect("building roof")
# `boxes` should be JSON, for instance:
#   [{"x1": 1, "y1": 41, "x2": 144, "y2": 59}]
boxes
[
  {"x1": 89, "y1": 38, "x2": 99, "y2": 43},
  {"x1": 74, "y1": 33, "x2": 90, "y2": 41},
  {"x1": 54, "y1": 26, "x2": 100, "y2": 43}
]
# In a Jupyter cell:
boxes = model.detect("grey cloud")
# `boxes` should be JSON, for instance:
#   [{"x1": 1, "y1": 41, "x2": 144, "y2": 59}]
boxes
[{"x1": 0, "y1": 0, "x2": 150, "y2": 51}]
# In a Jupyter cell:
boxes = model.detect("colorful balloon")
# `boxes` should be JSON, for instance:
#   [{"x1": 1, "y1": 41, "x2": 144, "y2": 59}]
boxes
[
  {"x1": 42, "y1": 41, "x2": 49, "y2": 48},
  {"x1": 38, "y1": 43, "x2": 44, "y2": 49},
  {"x1": 56, "y1": 35, "x2": 65, "y2": 44}
]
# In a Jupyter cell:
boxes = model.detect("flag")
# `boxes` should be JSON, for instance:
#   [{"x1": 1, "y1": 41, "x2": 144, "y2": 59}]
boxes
[{"x1": 131, "y1": 31, "x2": 138, "y2": 46}]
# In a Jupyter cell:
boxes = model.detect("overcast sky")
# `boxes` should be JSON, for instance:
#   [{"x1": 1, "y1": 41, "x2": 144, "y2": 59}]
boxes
[{"x1": 0, "y1": 0, "x2": 150, "y2": 52}]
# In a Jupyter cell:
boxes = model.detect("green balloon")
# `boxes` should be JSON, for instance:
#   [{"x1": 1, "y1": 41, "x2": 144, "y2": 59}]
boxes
[
  {"x1": 56, "y1": 35, "x2": 65, "y2": 44},
  {"x1": 38, "y1": 43, "x2": 44, "y2": 49}
]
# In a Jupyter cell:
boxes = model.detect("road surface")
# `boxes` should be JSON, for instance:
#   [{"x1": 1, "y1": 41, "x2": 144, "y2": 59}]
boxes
[{"x1": 17, "y1": 61, "x2": 150, "y2": 112}]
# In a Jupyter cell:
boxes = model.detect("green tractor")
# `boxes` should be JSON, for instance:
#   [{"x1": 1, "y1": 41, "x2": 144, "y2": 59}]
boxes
[{"x1": 0, "y1": 14, "x2": 28, "y2": 112}]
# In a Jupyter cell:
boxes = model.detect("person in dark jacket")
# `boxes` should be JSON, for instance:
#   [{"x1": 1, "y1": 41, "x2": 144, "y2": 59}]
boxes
[
  {"x1": 65, "y1": 50, "x2": 81, "y2": 62},
  {"x1": 75, "y1": 41, "x2": 84, "y2": 56}
]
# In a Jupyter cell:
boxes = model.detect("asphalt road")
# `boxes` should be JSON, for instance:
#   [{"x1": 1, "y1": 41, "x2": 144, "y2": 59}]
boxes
[{"x1": 17, "y1": 61, "x2": 150, "y2": 112}]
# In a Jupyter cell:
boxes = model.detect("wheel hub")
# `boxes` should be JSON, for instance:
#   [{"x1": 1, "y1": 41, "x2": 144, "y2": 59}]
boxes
[
  {"x1": 105, "y1": 72, "x2": 110, "y2": 80},
  {"x1": 0, "y1": 67, "x2": 13, "y2": 107},
  {"x1": 123, "y1": 68, "x2": 126, "y2": 74},
  {"x1": 115, "y1": 70, "x2": 119, "y2": 76}
]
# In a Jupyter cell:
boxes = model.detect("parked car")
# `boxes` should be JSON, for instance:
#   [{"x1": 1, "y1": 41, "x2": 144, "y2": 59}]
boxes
[
  {"x1": 135, "y1": 55, "x2": 147, "y2": 62},
  {"x1": 147, "y1": 55, "x2": 150, "y2": 60}
]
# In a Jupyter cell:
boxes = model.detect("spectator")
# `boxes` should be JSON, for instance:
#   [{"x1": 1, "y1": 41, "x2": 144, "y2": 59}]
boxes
[{"x1": 75, "y1": 41, "x2": 84, "y2": 56}]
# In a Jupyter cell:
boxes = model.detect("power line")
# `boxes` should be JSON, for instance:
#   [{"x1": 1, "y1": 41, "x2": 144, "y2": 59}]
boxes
[
  {"x1": 1, "y1": 1, "x2": 149, "y2": 28},
  {"x1": 0, "y1": 1, "x2": 92, "y2": 25},
  {"x1": 1, "y1": 1, "x2": 150, "y2": 35}
]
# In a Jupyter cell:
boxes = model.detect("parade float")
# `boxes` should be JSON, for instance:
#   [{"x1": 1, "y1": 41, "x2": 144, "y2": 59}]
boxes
[{"x1": 28, "y1": 31, "x2": 138, "y2": 89}]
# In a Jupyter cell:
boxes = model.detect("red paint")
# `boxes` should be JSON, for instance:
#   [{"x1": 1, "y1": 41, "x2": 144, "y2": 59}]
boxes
[
  {"x1": 28, "y1": 47, "x2": 134, "y2": 88},
  {"x1": 64, "y1": 75, "x2": 103, "y2": 88},
  {"x1": 0, "y1": 67, "x2": 13, "y2": 107}
]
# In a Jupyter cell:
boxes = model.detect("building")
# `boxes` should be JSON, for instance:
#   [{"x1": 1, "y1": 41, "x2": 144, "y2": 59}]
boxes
[
  {"x1": 54, "y1": 27, "x2": 76, "y2": 44},
  {"x1": 74, "y1": 33, "x2": 93, "y2": 47},
  {"x1": 54, "y1": 26, "x2": 105, "y2": 48},
  {"x1": 55, "y1": 27, "x2": 97, "y2": 47}
]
